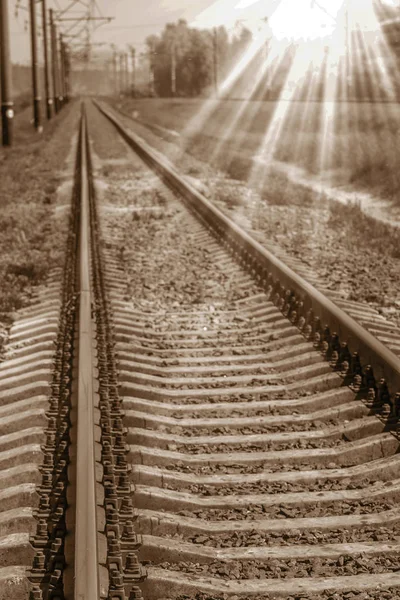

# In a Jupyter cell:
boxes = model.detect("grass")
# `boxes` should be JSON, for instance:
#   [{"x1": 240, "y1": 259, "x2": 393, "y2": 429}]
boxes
[
  {"x1": 260, "y1": 172, "x2": 322, "y2": 207},
  {"x1": 328, "y1": 200, "x2": 400, "y2": 260},
  {"x1": 0, "y1": 196, "x2": 66, "y2": 315},
  {"x1": 115, "y1": 97, "x2": 400, "y2": 203},
  {"x1": 210, "y1": 181, "x2": 248, "y2": 208},
  {"x1": 0, "y1": 101, "x2": 78, "y2": 340},
  {"x1": 13, "y1": 91, "x2": 32, "y2": 113}
]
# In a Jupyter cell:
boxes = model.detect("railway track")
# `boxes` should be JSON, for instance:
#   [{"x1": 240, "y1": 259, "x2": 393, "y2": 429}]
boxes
[{"x1": 1, "y1": 99, "x2": 400, "y2": 599}]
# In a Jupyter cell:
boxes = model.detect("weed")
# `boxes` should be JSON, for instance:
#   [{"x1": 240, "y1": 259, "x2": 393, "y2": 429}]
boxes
[
  {"x1": 187, "y1": 165, "x2": 201, "y2": 176},
  {"x1": 153, "y1": 189, "x2": 167, "y2": 206},
  {"x1": 6, "y1": 262, "x2": 44, "y2": 280},
  {"x1": 213, "y1": 182, "x2": 246, "y2": 207},
  {"x1": 259, "y1": 171, "x2": 323, "y2": 208},
  {"x1": 224, "y1": 156, "x2": 252, "y2": 181},
  {"x1": 327, "y1": 200, "x2": 400, "y2": 259},
  {"x1": 102, "y1": 165, "x2": 112, "y2": 177}
]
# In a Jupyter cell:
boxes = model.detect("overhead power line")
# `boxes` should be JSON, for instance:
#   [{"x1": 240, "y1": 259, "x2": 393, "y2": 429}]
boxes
[{"x1": 1, "y1": 0, "x2": 113, "y2": 144}]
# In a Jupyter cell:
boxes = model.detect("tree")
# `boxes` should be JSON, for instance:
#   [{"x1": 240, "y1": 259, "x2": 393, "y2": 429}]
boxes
[{"x1": 144, "y1": 21, "x2": 253, "y2": 97}]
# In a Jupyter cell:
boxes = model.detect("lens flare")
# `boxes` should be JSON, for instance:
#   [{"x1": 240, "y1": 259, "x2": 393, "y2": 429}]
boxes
[{"x1": 154, "y1": 0, "x2": 399, "y2": 220}]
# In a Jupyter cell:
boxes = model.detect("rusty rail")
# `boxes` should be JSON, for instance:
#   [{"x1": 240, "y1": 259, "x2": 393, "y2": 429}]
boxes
[{"x1": 94, "y1": 100, "x2": 400, "y2": 410}]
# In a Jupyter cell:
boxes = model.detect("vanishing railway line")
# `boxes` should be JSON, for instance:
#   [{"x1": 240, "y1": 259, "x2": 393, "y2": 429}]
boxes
[{"x1": 1, "y1": 100, "x2": 400, "y2": 599}]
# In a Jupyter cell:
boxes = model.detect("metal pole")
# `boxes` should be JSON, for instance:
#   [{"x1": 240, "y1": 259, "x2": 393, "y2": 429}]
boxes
[
  {"x1": 131, "y1": 48, "x2": 136, "y2": 96},
  {"x1": 64, "y1": 43, "x2": 70, "y2": 102},
  {"x1": 0, "y1": 0, "x2": 14, "y2": 146},
  {"x1": 125, "y1": 52, "x2": 129, "y2": 93},
  {"x1": 113, "y1": 50, "x2": 118, "y2": 94},
  {"x1": 213, "y1": 28, "x2": 218, "y2": 98},
  {"x1": 41, "y1": 0, "x2": 52, "y2": 119},
  {"x1": 345, "y1": 0, "x2": 350, "y2": 98},
  {"x1": 59, "y1": 33, "x2": 65, "y2": 107},
  {"x1": 171, "y1": 43, "x2": 176, "y2": 96},
  {"x1": 148, "y1": 43, "x2": 154, "y2": 95},
  {"x1": 113, "y1": 50, "x2": 117, "y2": 94},
  {"x1": 29, "y1": 0, "x2": 42, "y2": 131},
  {"x1": 123, "y1": 52, "x2": 126, "y2": 92},
  {"x1": 149, "y1": 53, "x2": 152, "y2": 94},
  {"x1": 50, "y1": 9, "x2": 59, "y2": 113},
  {"x1": 119, "y1": 53, "x2": 124, "y2": 94}
]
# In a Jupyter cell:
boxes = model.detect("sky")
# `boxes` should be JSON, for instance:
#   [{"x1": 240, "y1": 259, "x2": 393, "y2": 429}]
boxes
[
  {"x1": 11, "y1": 0, "x2": 218, "y2": 64},
  {"x1": 10, "y1": 0, "x2": 394, "y2": 65}
]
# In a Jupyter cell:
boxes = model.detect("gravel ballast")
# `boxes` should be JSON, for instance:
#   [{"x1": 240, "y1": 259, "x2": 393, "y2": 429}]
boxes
[
  {"x1": 108, "y1": 100, "x2": 400, "y2": 333},
  {"x1": 86, "y1": 101, "x2": 400, "y2": 599}
]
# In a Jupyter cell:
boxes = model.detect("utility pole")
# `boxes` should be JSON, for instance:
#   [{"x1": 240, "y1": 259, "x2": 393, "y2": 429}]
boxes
[
  {"x1": 0, "y1": 0, "x2": 14, "y2": 146},
  {"x1": 148, "y1": 41, "x2": 155, "y2": 95},
  {"x1": 213, "y1": 28, "x2": 219, "y2": 98},
  {"x1": 61, "y1": 41, "x2": 67, "y2": 102},
  {"x1": 55, "y1": 24, "x2": 62, "y2": 109},
  {"x1": 113, "y1": 49, "x2": 118, "y2": 94},
  {"x1": 130, "y1": 47, "x2": 136, "y2": 96},
  {"x1": 119, "y1": 52, "x2": 124, "y2": 94},
  {"x1": 41, "y1": 0, "x2": 52, "y2": 119},
  {"x1": 64, "y1": 43, "x2": 70, "y2": 102},
  {"x1": 345, "y1": 0, "x2": 350, "y2": 98},
  {"x1": 29, "y1": 0, "x2": 42, "y2": 131},
  {"x1": 171, "y1": 42, "x2": 176, "y2": 96},
  {"x1": 149, "y1": 56, "x2": 153, "y2": 95},
  {"x1": 50, "y1": 9, "x2": 60, "y2": 113},
  {"x1": 59, "y1": 33, "x2": 65, "y2": 106},
  {"x1": 149, "y1": 58, "x2": 154, "y2": 95},
  {"x1": 127, "y1": 52, "x2": 131, "y2": 93},
  {"x1": 125, "y1": 52, "x2": 129, "y2": 94}
]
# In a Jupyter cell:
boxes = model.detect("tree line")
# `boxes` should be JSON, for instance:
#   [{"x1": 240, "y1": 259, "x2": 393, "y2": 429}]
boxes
[
  {"x1": 144, "y1": 20, "x2": 252, "y2": 97},
  {"x1": 137, "y1": 10, "x2": 400, "y2": 102}
]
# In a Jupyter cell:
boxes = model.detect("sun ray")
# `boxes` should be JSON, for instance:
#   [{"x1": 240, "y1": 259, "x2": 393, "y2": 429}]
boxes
[
  {"x1": 245, "y1": 41, "x2": 328, "y2": 196},
  {"x1": 317, "y1": 45, "x2": 342, "y2": 180},
  {"x1": 151, "y1": 23, "x2": 275, "y2": 169},
  {"x1": 132, "y1": 0, "x2": 400, "y2": 223},
  {"x1": 276, "y1": 54, "x2": 324, "y2": 171},
  {"x1": 206, "y1": 38, "x2": 297, "y2": 175}
]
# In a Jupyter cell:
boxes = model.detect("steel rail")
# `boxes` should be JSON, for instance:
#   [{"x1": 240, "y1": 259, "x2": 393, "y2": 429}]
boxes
[
  {"x1": 74, "y1": 106, "x2": 100, "y2": 599},
  {"x1": 94, "y1": 100, "x2": 400, "y2": 401}
]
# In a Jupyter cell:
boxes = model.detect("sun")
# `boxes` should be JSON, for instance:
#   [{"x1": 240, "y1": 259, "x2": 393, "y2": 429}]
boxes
[{"x1": 268, "y1": 0, "x2": 345, "y2": 41}]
